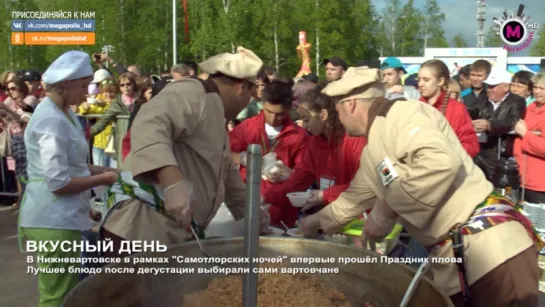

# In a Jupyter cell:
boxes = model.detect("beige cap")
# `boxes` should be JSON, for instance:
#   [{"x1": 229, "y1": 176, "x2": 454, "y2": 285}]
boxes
[
  {"x1": 198, "y1": 46, "x2": 263, "y2": 83},
  {"x1": 321, "y1": 67, "x2": 385, "y2": 102}
]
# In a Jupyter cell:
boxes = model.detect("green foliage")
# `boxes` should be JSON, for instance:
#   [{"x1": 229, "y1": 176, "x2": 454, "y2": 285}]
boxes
[
  {"x1": 397, "y1": 0, "x2": 423, "y2": 56},
  {"x1": 530, "y1": 27, "x2": 545, "y2": 56},
  {"x1": 421, "y1": 0, "x2": 447, "y2": 48},
  {"x1": 451, "y1": 34, "x2": 468, "y2": 48},
  {"x1": 0, "y1": 0, "x2": 455, "y2": 76},
  {"x1": 484, "y1": 26, "x2": 504, "y2": 48}
]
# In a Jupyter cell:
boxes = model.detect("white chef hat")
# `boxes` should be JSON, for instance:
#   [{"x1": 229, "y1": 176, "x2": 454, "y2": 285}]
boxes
[{"x1": 42, "y1": 51, "x2": 94, "y2": 85}]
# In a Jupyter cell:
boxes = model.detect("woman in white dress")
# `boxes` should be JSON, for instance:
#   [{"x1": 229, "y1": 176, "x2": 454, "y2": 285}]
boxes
[{"x1": 18, "y1": 51, "x2": 118, "y2": 307}]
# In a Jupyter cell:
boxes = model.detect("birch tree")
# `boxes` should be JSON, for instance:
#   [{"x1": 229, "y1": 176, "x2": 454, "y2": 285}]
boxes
[
  {"x1": 397, "y1": 0, "x2": 422, "y2": 56},
  {"x1": 452, "y1": 34, "x2": 468, "y2": 47},
  {"x1": 421, "y1": 0, "x2": 448, "y2": 48},
  {"x1": 381, "y1": 0, "x2": 402, "y2": 55}
]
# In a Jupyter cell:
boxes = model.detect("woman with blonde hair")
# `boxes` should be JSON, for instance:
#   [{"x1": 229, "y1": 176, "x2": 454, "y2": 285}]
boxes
[
  {"x1": 0, "y1": 70, "x2": 17, "y2": 103},
  {"x1": 448, "y1": 79, "x2": 462, "y2": 102},
  {"x1": 513, "y1": 72, "x2": 545, "y2": 254},
  {"x1": 18, "y1": 51, "x2": 118, "y2": 306}
]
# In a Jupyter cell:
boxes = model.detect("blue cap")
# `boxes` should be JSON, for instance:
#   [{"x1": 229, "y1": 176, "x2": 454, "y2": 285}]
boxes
[{"x1": 381, "y1": 57, "x2": 406, "y2": 73}]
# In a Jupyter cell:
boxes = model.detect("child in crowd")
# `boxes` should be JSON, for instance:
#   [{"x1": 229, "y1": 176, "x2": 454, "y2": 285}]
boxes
[{"x1": 78, "y1": 80, "x2": 118, "y2": 168}]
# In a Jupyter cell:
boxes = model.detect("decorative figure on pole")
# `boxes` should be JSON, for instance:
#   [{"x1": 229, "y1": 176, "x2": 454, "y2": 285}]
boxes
[{"x1": 296, "y1": 31, "x2": 312, "y2": 78}]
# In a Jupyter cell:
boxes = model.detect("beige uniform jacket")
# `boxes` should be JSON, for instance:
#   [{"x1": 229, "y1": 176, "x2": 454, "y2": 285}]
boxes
[
  {"x1": 103, "y1": 78, "x2": 246, "y2": 245},
  {"x1": 317, "y1": 99, "x2": 533, "y2": 295}
]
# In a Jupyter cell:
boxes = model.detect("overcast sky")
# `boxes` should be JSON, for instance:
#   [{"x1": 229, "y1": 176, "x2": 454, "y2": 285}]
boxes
[{"x1": 372, "y1": 0, "x2": 544, "y2": 56}]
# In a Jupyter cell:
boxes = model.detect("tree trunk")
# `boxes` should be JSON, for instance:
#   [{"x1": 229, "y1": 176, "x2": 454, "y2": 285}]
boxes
[
  {"x1": 274, "y1": 24, "x2": 279, "y2": 73},
  {"x1": 120, "y1": 0, "x2": 126, "y2": 64},
  {"x1": 164, "y1": 51, "x2": 168, "y2": 72},
  {"x1": 391, "y1": 23, "x2": 396, "y2": 54},
  {"x1": 223, "y1": 0, "x2": 234, "y2": 52},
  {"x1": 315, "y1": 0, "x2": 320, "y2": 76},
  {"x1": 423, "y1": 18, "x2": 429, "y2": 50}
]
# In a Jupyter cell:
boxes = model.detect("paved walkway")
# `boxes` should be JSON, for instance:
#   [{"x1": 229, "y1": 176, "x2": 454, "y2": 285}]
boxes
[{"x1": 0, "y1": 206, "x2": 37, "y2": 307}]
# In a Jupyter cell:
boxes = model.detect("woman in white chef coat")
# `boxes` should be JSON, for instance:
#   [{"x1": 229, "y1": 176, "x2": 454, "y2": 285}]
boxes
[{"x1": 18, "y1": 51, "x2": 118, "y2": 307}]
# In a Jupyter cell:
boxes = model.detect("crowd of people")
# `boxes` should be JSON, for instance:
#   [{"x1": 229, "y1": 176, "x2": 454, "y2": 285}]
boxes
[{"x1": 0, "y1": 46, "x2": 544, "y2": 307}]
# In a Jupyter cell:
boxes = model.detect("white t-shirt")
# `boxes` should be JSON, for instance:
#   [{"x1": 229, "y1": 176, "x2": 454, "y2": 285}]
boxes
[{"x1": 265, "y1": 124, "x2": 282, "y2": 145}]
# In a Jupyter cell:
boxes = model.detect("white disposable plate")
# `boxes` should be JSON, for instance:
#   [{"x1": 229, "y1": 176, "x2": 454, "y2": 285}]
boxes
[
  {"x1": 266, "y1": 227, "x2": 285, "y2": 236},
  {"x1": 286, "y1": 228, "x2": 303, "y2": 237}
]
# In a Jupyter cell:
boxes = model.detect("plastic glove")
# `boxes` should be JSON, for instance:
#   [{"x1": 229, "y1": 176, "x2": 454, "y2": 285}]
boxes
[
  {"x1": 360, "y1": 206, "x2": 395, "y2": 251},
  {"x1": 164, "y1": 180, "x2": 195, "y2": 231},
  {"x1": 239, "y1": 151, "x2": 248, "y2": 166},
  {"x1": 301, "y1": 190, "x2": 324, "y2": 212},
  {"x1": 299, "y1": 214, "x2": 321, "y2": 238},
  {"x1": 263, "y1": 161, "x2": 293, "y2": 183}
]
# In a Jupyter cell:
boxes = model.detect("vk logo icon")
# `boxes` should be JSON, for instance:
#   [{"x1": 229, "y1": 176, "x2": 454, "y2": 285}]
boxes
[{"x1": 11, "y1": 20, "x2": 24, "y2": 31}]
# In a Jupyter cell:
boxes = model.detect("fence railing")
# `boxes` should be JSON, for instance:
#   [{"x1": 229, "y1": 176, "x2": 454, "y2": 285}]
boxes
[{"x1": 0, "y1": 114, "x2": 130, "y2": 199}]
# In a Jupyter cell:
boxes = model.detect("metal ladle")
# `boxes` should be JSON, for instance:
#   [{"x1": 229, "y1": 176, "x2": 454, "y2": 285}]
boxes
[
  {"x1": 399, "y1": 260, "x2": 430, "y2": 307},
  {"x1": 190, "y1": 221, "x2": 214, "y2": 258}
]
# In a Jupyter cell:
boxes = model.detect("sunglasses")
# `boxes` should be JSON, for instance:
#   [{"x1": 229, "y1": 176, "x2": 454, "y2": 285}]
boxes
[
  {"x1": 8, "y1": 87, "x2": 17, "y2": 92},
  {"x1": 119, "y1": 82, "x2": 132, "y2": 87},
  {"x1": 101, "y1": 80, "x2": 115, "y2": 85}
]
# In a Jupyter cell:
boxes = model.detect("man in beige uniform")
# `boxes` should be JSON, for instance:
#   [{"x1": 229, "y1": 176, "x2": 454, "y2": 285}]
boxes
[
  {"x1": 102, "y1": 47, "x2": 269, "y2": 251},
  {"x1": 300, "y1": 67, "x2": 540, "y2": 307}
]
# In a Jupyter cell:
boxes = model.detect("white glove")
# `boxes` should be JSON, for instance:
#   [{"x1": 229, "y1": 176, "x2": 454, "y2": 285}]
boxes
[
  {"x1": 302, "y1": 190, "x2": 324, "y2": 212},
  {"x1": 164, "y1": 180, "x2": 195, "y2": 231},
  {"x1": 239, "y1": 152, "x2": 248, "y2": 167}
]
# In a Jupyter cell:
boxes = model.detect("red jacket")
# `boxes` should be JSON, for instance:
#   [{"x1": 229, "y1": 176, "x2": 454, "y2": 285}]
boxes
[
  {"x1": 229, "y1": 112, "x2": 308, "y2": 214},
  {"x1": 420, "y1": 91, "x2": 480, "y2": 157},
  {"x1": 514, "y1": 102, "x2": 545, "y2": 192},
  {"x1": 0, "y1": 90, "x2": 7, "y2": 103},
  {"x1": 262, "y1": 134, "x2": 366, "y2": 227}
]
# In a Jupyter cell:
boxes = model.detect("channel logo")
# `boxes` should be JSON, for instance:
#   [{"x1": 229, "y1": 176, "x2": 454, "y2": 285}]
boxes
[{"x1": 493, "y1": 4, "x2": 540, "y2": 52}]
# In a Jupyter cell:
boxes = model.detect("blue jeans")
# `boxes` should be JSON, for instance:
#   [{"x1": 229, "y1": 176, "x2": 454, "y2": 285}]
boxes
[
  {"x1": 91, "y1": 147, "x2": 117, "y2": 168},
  {"x1": 405, "y1": 238, "x2": 429, "y2": 268}
]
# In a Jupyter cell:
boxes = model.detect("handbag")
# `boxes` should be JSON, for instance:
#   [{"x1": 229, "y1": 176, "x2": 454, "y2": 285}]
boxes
[
  {"x1": 0, "y1": 122, "x2": 12, "y2": 157},
  {"x1": 104, "y1": 123, "x2": 116, "y2": 157},
  {"x1": 104, "y1": 134, "x2": 115, "y2": 156}
]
